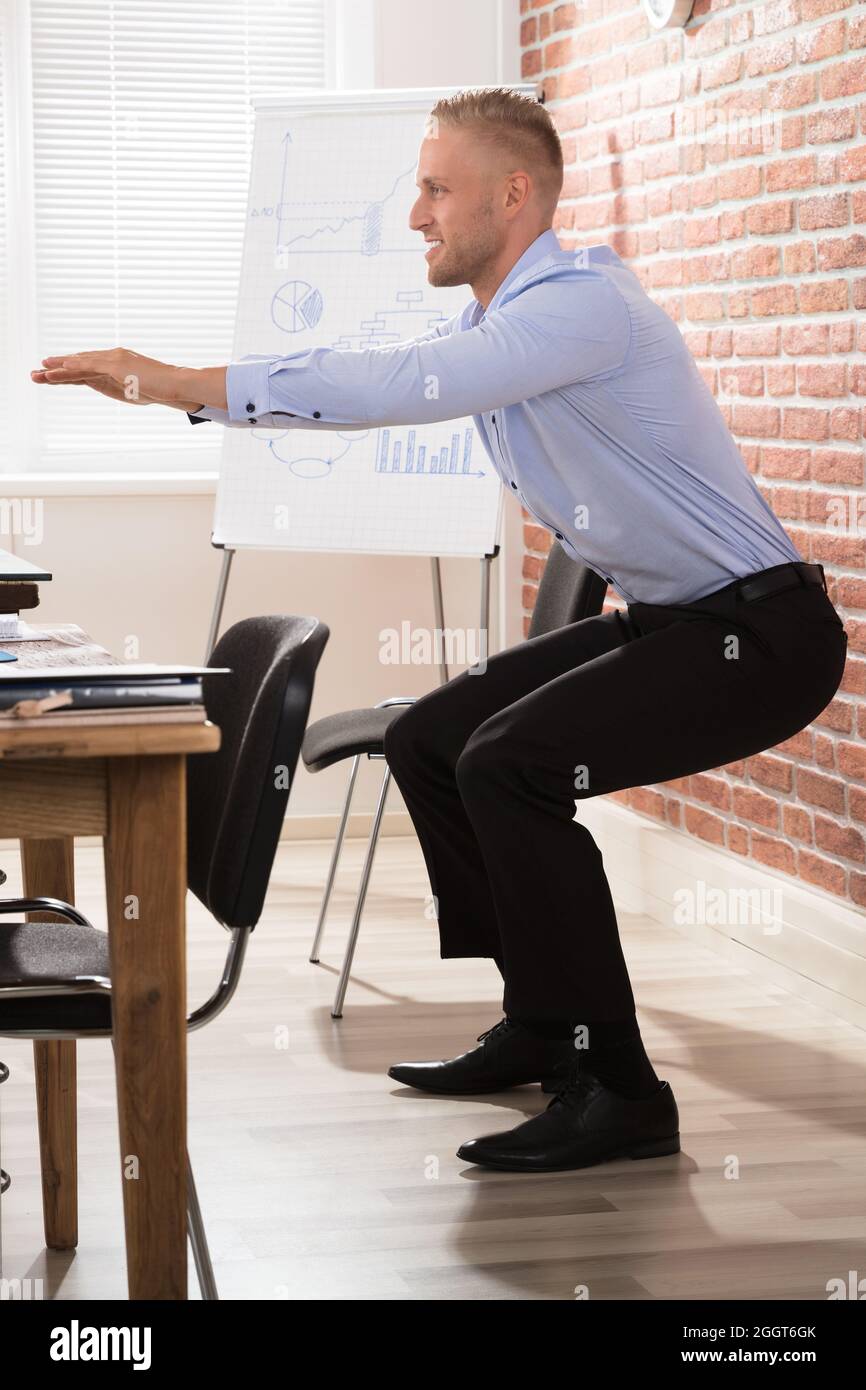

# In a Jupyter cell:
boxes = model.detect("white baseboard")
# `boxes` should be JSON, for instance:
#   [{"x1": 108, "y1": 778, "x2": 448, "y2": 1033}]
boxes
[{"x1": 573, "y1": 798, "x2": 866, "y2": 1032}]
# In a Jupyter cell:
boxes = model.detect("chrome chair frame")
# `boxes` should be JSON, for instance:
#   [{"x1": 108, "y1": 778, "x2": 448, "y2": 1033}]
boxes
[{"x1": 308, "y1": 696, "x2": 415, "y2": 1018}]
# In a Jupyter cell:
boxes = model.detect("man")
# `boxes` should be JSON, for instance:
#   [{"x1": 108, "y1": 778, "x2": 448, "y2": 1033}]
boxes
[{"x1": 31, "y1": 88, "x2": 848, "y2": 1174}]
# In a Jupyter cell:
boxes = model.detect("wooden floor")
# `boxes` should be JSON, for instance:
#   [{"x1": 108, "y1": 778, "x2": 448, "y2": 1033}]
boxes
[{"x1": 1, "y1": 834, "x2": 865, "y2": 1301}]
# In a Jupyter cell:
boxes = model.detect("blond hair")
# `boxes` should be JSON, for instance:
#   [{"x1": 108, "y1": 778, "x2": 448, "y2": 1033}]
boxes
[{"x1": 427, "y1": 87, "x2": 563, "y2": 220}]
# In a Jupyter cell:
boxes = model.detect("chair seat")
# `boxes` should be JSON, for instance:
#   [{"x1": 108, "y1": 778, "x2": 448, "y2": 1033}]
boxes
[
  {"x1": 301, "y1": 704, "x2": 408, "y2": 773},
  {"x1": 0, "y1": 921, "x2": 112, "y2": 1034}
]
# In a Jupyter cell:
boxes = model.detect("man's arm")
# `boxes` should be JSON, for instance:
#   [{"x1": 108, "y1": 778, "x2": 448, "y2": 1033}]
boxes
[
  {"x1": 183, "y1": 315, "x2": 464, "y2": 429},
  {"x1": 185, "y1": 276, "x2": 630, "y2": 432}
]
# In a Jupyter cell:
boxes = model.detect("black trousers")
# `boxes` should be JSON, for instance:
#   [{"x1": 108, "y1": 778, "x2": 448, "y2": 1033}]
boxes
[{"x1": 382, "y1": 563, "x2": 848, "y2": 1024}]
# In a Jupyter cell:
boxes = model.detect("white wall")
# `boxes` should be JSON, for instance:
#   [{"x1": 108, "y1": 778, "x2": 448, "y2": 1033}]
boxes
[{"x1": 6, "y1": 0, "x2": 524, "y2": 832}]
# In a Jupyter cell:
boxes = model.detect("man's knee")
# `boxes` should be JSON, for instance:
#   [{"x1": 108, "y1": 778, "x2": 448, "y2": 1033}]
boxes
[{"x1": 455, "y1": 722, "x2": 508, "y2": 794}]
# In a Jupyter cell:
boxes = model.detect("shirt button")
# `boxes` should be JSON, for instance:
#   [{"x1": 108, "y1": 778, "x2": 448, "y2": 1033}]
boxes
[
  {"x1": 555, "y1": 532, "x2": 563, "y2": 540},
  {"x1": 249, "y1": 418, "x2": 257, "y2": 425},
  {"x1": 510, "y1": 481, "x2": 517, "y2": 489},
  {"x1": 245, "y1": 401, "x2": 255, "y2": 413},
  {"x1": 313, "y1": 410, "x2": 321, "y2": 418}
]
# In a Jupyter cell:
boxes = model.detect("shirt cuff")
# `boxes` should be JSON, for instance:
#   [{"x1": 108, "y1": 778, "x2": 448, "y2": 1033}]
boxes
[{"x1": 226, "y1": 359, "x2": 274, "y2": 424}]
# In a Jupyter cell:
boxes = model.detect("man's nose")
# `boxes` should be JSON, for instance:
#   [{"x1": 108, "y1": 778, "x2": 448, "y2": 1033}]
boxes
[{"x1": 408, "y1": 199, "x2": 429, "y2": 232}]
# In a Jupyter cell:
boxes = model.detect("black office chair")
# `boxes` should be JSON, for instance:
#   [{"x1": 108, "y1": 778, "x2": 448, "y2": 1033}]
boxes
[
  {"x1": 302, "y1": 545, "x2": 608, "y2": 1016},
  {"x1": 0, "y1": 614, "x2": 329, "y2": 1299}
]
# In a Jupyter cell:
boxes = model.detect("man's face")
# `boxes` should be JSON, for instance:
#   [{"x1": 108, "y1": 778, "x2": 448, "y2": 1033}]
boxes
[{"x1": 409, "y1": 123, "x2": 504, "y2": 289}]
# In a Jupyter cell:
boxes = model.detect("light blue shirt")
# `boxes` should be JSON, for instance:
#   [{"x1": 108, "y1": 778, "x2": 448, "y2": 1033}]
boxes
[{"x1": 190, "y1": 228, "x2": 802, "y2": 605}]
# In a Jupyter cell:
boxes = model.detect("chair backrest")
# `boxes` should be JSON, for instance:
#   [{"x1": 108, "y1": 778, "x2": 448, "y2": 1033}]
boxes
[
  {"x1": 527, "y1": 544, "x2": 609, "y2": 639},
  {"x1": 186, "y1": 615, "x2": 329, "y2": 930}
]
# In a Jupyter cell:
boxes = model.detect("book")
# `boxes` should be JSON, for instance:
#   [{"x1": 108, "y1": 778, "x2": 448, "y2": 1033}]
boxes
[
  {"x1": 0, "y1": 679, "x2": 205, "y2": 712},
  {"x1": 0, "y1": 704, "x2": 207, "y2": 728}
]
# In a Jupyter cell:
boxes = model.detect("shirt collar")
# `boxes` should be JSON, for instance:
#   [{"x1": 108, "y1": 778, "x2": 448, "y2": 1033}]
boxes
[{"x1": 468, "y1": 228, "x2": 562, "y2": 326}]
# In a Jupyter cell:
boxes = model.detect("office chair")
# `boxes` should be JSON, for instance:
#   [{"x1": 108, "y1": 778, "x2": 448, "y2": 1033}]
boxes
[
  {"x1": 0, "y1": 613, "x2": 329, "y2": 1299},
  {"x1": 302, "y1": 545, "x2": 608, "y2": 1017}
]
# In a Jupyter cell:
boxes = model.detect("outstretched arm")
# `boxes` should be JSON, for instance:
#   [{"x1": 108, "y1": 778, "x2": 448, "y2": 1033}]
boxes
[{"x1": 30, "y1": 274, "x2": 631, "y2": 430}]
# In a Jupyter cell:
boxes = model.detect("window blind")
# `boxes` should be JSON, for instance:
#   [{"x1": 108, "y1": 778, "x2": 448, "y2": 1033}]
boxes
[{"x1": 18, "y1": 0, "x2": 327, "y2": 475}]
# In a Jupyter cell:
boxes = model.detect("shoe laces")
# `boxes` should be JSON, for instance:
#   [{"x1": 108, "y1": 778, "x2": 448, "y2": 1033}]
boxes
[
  {"x1": 547, "y1": 1066, "x2": 597, "y2": 1110},
  {"x1": 475, "y1": 1017, "x2": 515, "y2": 1045}
]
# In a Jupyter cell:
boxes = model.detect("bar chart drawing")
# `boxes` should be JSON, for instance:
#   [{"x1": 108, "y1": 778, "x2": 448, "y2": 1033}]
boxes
[{"x1": 213, "y1": 92, "x2": 511, "y2": 556}]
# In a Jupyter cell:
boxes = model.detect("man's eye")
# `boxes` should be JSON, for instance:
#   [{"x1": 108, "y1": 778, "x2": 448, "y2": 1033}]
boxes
[{"x1": 431, "y1": 185, "x2": 443, "y2": 194}]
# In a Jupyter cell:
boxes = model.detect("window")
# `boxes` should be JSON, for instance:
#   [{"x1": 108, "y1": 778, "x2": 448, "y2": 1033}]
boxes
[{"x1": 0, "y1": 0, "x2": 329, "y2": 478}]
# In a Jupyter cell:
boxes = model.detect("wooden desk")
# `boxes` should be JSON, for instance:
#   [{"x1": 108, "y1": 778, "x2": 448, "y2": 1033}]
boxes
[{"x1": 0, "y1": 718, "x2": 221, "y2": 1300}]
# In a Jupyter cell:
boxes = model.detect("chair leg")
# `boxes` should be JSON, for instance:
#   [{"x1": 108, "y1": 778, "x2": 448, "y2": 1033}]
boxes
[
  {"x1": 332, "y1": 764, "x2": 392, "y2": 1019},
  {"x1": 309, "y1": 754, "x2": 361, "y2": 963},
  {"x1": 187, "y1": 1151, "x2": 218, "y2": 1300}
]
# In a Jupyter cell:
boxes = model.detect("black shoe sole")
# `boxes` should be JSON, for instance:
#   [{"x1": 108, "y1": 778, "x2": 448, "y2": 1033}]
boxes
[
  {"x1": 388, "y1": 1069, "x2": 560, "y2": 1095},
  {"x1": 456, "y1": 1132, "x2": 681, "y2": 1172}
]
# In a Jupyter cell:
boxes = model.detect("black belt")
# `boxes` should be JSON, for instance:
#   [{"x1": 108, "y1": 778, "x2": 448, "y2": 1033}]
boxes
[{"x1": 735, "y1": 561, "x2": 826, "y2": 604}]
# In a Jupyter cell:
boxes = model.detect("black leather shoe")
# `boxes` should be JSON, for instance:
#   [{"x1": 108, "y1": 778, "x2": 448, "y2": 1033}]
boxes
[
  {"x1": 456, "y1": 1069, "x2": 680, "y2": 1171},
  {"x1": 387, "y1": 1018, "x2": 577, "y2": 1095}
]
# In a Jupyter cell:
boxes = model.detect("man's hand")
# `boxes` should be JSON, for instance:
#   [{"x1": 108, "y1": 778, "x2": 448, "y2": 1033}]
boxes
[{"x1": 30, "y1": 347, "x2": 219, "y2": 412}]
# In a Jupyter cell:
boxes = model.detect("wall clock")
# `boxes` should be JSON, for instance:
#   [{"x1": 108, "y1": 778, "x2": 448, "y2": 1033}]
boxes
[{"x1": 642, "y1": 0, "x2": 695, "y2": 28}]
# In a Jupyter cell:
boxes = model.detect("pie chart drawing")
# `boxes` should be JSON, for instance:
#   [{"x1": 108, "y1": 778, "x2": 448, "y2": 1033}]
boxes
[{"x1": 271, "y1": 280, "x2": 323, "y2": 333}]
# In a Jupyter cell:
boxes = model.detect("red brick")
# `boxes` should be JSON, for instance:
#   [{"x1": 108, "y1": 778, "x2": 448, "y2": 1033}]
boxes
[
  {"x1": 747, "y1": 36, "x2": 795, "y2": 78},
  {"x1": 747, "y1": 200, "x2": 794, "y2": 234},
  {"x1": 735, "y1": 326, "x2": 781, "y2": 356},
  {"x1": 798, "y1": 849, "x2": 848, "y2": 896},
  {"x1": 800, "y1": 0, "x2": 852, "y2": 17},
  {"x1": 721, "y1": 365, "x2": 765, "y2": 396},
  {"x1": 782, "y1": 323, "x2": 829, "y2": 355},
  {"x1": 733, "y1": 403, "x2": 781, "y2": 437},
  {"x1": 717, "y1": 165, "x2": 762, "y2": 201},
  {"x1": 840, "y1": 145, "x2": 866, "y2": 182},
  {"x1": 752, "y1": 284, "x2": 798, "y2": 316},
  {"x1": 783, "y1": 407, "x2": 830, "y2": 440},
  {"x1": 784, "y1": 241, "x2": 816, "y2": 274},
  {"x1": 798, "y1": 363, "x2": 847, "y2": 397},
  {"x1": 732, "y1": 244, "x2": 781, "y2": 278},
  {"x1": 797, "y1": 18, "x2": 846, "y2": 65},
  {"x1": 768, "y1": 72, "x2": 818, "y2": 110},
  {"x1": 807, "y1": 107, "x2": 857, "y2": 144},
  {"x1": 732, "y1": 786, "x2": 780, "y2": 828},
  {"x1": 821, "y1": 57, "x2": 866, "y2": 101},
  {"x1": 703, "y1": 52, "x2": 743, "y2": 91},
  {"x1": 798, "y1": 279, "x2": 849, "y2": 312},
  {"x1": 684, "y1": 291, "x2": 726, "y2": 320},
  {"x1": 685, "y1": 215, "x2": 723, "y2": 248},
  {"x1": 798, "y1": 192, "x2": 849, "y2": 230},
  {"x1": 767, "y1": 364, "x2": 797, "y2": 395},
  {"x1": 830, "y1": 407, "x2": 861, "y2": 440},
  {"x1": 797, "y1": 767, "x2": 846, "y2": 811},
  {"x1": 766, "y1": 155, "x2": 817, "y2": 192},
  {"x1": 818, "y1": 234, "x2": 866, "y2": 270}
]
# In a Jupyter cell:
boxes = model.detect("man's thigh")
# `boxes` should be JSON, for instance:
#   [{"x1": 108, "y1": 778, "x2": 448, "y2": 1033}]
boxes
[
  {"x1": 460, "y1": 609, "x2": 824, "y2": 800},
  {"x1": 384, "y1": 607, "x2": 629, "y2": 765}
]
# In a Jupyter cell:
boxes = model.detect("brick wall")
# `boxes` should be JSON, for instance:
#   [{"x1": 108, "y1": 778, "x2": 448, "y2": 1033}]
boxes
[{"x1": 520, "y1": 0, "x2": 866, "y2": 904}]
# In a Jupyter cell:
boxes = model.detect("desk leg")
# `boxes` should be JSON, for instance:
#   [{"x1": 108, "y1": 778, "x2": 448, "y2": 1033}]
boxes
[
  {"x1": 104, "y1": 755, "x2": 187, "y2": 1301},
  {"x1": 20, "y1": 837, "x2": 78, "y2": 1251}
]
